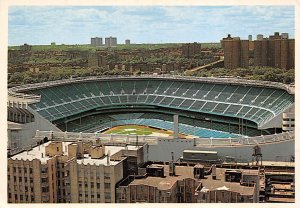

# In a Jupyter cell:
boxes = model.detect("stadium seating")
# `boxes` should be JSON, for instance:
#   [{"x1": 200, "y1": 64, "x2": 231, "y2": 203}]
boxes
[{"x1": 28, "y1": 79, "x2": 294, "y2": 130}]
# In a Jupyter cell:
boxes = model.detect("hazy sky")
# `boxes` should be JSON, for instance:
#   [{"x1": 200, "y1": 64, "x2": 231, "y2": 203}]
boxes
[{"x1": 8, "y1": 6, "x2": 295, "y2": 45}]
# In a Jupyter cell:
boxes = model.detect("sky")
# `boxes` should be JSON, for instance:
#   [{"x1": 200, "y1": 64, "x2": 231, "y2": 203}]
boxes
[{"x1": 8, "y1": 6, "x2": 295, "y2": 46}]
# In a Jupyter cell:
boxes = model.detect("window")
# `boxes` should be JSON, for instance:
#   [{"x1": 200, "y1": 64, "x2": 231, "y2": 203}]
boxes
[
  {"x1": 25, "y1": 177, "x2": 27, "y2": 183},
  {"x1": 41, "y1": 167, "x2": 47, "y2": 174},
  {"x1": 24, "y1": 168, "x2": 27, "y2": 174},
  {"x1": 97, "y1": 183, "x2": 100, "y2": 189},
  {"x1": 105, "y1": 193, "x2": 111, "y2": 199},
  {"x1": 13, "y1": 167, "x2": 16, "y2": 173},
  {"x1": 104, "y1": 183, "x2": 110, "y2": 189},
  {"x1": 20, "y1": 195, "x2": 23, "y2": 201},
  {"x1": 14, "y1": 176, "x2": 16, "y2": 182},
  {"x1": 8, "y1": 193, "x2": 11, "y2": 198},
  {"x1": 42, "y1": 187, "x2": 49, "y2": 192},
  {"x1": 97, "y1": 194, "x2": 100, "y2": 198},
  {"x1": 91, "y1": 182, "x2": 94, "y2": 188},
  {"x1": 29, "y1": 168, "x2": 33, "y2": 174},
  {"x1": 8, "y1": 175, "x2": 10, "y2": 181},
  {"x1": 42, "y1": 178, "x2": 48, "y2": 183},
  {"x1": 30, "y1": 178, "x2": 33, "y2": 183},
  {"x1": 19, "y1": 177, "x2": 22, "y2": 182}
]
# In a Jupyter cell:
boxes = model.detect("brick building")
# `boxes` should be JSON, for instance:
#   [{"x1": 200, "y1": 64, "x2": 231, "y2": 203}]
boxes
[
  {"x1": 195, "y1": 168, "x2": 259, "y2": 203},
  {"x1": 254, "y1": 32, "x2": 295, "y2": 70},
  {"x1": 91, "y1": 37, "x2": 103, "y2": 46},
  {"x1": 182, "y1": 42, "x2": 201, "y2": 59},
  {"x1": 116, "y1": 163, "x2": 259, "y2": 203},
  {"x1": 8, "y1": 140, "x2": 145, "y2": 203},
  {"x1": 105, "y1": 37, "x2": 117, "y2": 47},
  {"x1": 116, "y1": 164, "x2": 199, "y2": 203},
  {"x1": 88, "y1": 52, "x2": 107, "y2": 67},
  {"x1": 221, "y1": 35, "x2": 249, "y2": 69}
]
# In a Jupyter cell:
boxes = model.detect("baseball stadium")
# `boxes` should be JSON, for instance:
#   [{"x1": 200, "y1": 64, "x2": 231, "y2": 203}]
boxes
[{"x1": 8, "y1": 75, "x2": 295, "y2": 162}]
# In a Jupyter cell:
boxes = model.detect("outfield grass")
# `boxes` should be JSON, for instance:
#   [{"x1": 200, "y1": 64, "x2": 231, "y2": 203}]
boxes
[{"x1": 103, "y1": 125, "x2": 173, "y2": 136}]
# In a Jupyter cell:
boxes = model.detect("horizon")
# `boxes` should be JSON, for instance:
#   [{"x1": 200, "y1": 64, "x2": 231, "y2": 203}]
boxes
[{"x1": 9, "y1": 6, "x2": 295, "y2": 46}]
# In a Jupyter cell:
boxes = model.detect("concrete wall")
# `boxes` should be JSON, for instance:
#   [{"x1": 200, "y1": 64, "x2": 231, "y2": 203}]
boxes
[
  {"x1": 8, "y1": 107, "x2": 61, "y2": 153},
  {"x1": 148, "y1": 138, "x2": 294, "y2": 162}
]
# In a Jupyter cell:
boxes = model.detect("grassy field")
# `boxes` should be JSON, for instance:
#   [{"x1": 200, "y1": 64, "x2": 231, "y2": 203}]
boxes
[{"x1": 103, "y1": 125, "x2": 173, "y2": 136}]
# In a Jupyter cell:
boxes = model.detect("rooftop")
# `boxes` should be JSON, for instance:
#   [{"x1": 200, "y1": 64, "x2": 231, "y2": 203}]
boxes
[
  {"x1": 130, "y1": 165, "x2": 195, "y2": 190},
  {"x1": 10, "y1": 141, "x2": 140, "y2": 166},
  {"x1": 200, "y1": 168, "x2": 256, "y2": 196}
]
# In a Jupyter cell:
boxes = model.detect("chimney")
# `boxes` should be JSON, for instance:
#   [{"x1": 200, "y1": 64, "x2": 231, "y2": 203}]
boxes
[
  {"x1": 212, "y1": 164, "x2": 217, "y2": 180},
  {"x1": 107, "y1": 150, "x2": 110, "y2": 165},
  {"x1": 173, "y1": 115, "x2": 179, "y2": 139},
  {"x1": 169, "y1": 152, "x2": 175, "y2": 176}
]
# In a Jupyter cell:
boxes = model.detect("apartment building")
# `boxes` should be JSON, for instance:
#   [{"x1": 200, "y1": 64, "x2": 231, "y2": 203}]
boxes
[
  {"x1": 116, "y1": 163, "x2": 259, "y2": 203},
  {"x1": 105, "y1": 37, "x2": 117, "y2": 47},
  {"x1": 221, "y1": 35, "x2": 249, "y2": 69},
  {"x1": 182, "y1": 42, "x2": 201, "y2": 59},
  {"x1": 116, "y1": 164, "x2": 199, "y2": 203},
  {"x1": 91, "y1": 37, "x2": 103, "y2": 46},
  {"x1": 8, "y1": 140, "x2": 145, "y2": 203},
  {"x1": 254, "y1": 32, "x2": 295, "y2": 70}
]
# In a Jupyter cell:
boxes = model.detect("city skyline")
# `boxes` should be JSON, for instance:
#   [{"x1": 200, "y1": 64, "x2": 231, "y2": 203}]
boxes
[{"x1": 9, "y1": 6, "x2": 295, "y2": 46}]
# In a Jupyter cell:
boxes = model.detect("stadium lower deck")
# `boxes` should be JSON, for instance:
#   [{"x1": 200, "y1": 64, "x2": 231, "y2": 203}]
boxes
[
  {"x1": 57, "y1": 112, "x2": 270, "y2": 138},
  {"x1": 13, "y1": 77, "x2": 294, "y2": 139}
]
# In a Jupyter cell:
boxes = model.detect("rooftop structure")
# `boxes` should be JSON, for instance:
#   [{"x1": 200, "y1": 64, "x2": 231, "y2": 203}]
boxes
[{"x1": 116, "y1": 163, "x2": 260, "y2": 203}]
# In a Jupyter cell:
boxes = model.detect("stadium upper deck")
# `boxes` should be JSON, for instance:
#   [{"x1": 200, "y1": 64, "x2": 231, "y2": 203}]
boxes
[{"x1": 9, "y1": 76, "x2": 294, "y2": 128}]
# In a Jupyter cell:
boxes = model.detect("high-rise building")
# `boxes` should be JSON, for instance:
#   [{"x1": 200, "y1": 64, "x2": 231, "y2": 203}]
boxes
[
  {"x1": 105, "y1": 37, "x2": 117, "y2": 47},
  {"x1": 125, "y1": 39, "x2": 130, "y2": 45},
  {"x1": 181, "y1": 42, "x2": 201, "y2": 59},
  {"x1": 248, "y1": 35, "x2": 252, "y2": 41},
  {"x1": 88, "y1": 52, "x2": 107, "y2": 67},
  {"x1": 221, "y1": 35, "x2": 249, "y2": 69},
  {"x1": 254, "y1": 32, "x2": 294, "y2": 70},
  {"x1": 8, "y1": 140, "x2": 145, "y2": 203},
  {"x1": 257, "y1": 34, "x2": 264, "y2": 41},
  {"x1": 91, "y1": 37, "x2": 103, "y2": 46}
]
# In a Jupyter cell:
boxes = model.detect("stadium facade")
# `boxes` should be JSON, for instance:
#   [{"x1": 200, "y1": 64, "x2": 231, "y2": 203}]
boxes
[{"x1": 8, "y1": 76, "x2": 295, "y2": 162}]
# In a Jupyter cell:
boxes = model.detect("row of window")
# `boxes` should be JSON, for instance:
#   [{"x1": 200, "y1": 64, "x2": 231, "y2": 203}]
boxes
[
  {"x1": 8, "y1": 185, "x2": 34, "y2": 193},
  {"x1": 78, "y1": 193, "x2": 111, "y2": 199},
  {"x1": 8, "y1": 175, "x2": 34, "y2": 183},
  {"x1": 78, "y1": 182, "x2": 110, "y2": 189},
  {"x1": 8, "y1": 166, "x2": 33, "y2": 174},
  {"x1": 283, "y1": 124, "x2": 295, "y2": 127},
  {"x1": 283, "y1": 118, "x2": 295, "y2": 121},
  {"x1": 8, "y1": 193, "x2": 34, "y2": 202}
]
